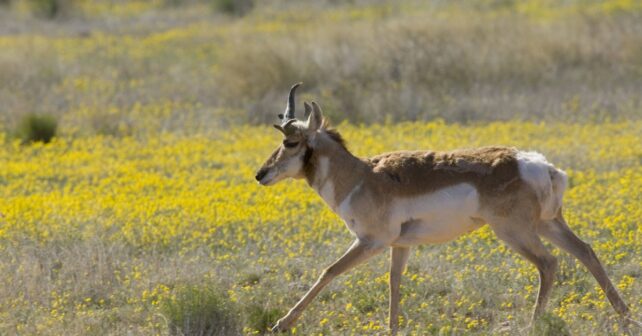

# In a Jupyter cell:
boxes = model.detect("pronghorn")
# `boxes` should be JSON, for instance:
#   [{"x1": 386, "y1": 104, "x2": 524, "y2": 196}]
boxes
[{"x1": 255, "y1": 83, "x2": 631, "y2": 334}]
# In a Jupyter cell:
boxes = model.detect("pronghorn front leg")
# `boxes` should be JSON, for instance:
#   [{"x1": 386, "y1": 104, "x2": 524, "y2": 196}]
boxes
[
  {"x1": 272, "y1": 239, "x2": 385, "y2": 332},
  {"x1": 389, "y1": 247, "x2": 410, "y2": 335}
]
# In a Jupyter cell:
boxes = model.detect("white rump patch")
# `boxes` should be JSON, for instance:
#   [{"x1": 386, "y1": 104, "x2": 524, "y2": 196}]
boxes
[{"x1": 516, "y1": 151, "x2": 568, "y2": 220}]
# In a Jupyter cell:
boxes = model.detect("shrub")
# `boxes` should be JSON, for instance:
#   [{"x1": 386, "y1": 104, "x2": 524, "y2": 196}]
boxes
[
  {"x1": 533, "y1": 312, "x2": 570, "y2": 336},
  {"x1": 211, "y1": 0, "x2": 253, "y2": 16},
  {"x1": 244, "y1": 303, "x2": 282, "y2": 335},
  {"x1": 17, "y1": 114, "x2": 58, "y2": 144},
  {"x1": 160, "y1": 284, "x2": 241, "y2": 336},
  {"x1": 29, "y1": 0, "x2": 73, "y2": 19}
]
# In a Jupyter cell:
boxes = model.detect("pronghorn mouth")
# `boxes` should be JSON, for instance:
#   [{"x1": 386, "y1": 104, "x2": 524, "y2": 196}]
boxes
[
  {"x1": 258, "y1": 178, "x2": 273, "y2": 186},
  {"x1": 258, "y1": 171, "x2": 277, "y2": 186}
]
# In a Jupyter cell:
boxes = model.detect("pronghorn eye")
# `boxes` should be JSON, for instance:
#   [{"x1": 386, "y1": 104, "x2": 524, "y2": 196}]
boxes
[{"x1": 283, "y1": 141, "x2": 299, "y2": 148}]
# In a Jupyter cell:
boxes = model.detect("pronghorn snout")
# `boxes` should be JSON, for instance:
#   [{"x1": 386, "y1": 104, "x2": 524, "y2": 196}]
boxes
[
  {"x1": 255, "y1": 166, "x2": 278, "y2": 185},
  {"x1": 255, "y1": 168, "x2": 268, "y2": 182}
]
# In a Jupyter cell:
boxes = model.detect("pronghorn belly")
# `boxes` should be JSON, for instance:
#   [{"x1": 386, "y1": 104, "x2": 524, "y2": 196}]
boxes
[
  {"x1": 392, "y1": 217, "x2": 483, "y2": 246},
  {"x1": 390, "y1": 183, "x2": 482, "y2": 246}
]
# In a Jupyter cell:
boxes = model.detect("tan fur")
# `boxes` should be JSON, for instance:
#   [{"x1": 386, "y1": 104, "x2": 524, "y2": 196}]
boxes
[
  {"x1": 303, "y1": 132, "x2": 367, "y2": 210},
  {"x1": 366, "y1": 147, "x2": 523, "y2": 212},
  {"x1": 257, "y1": 102, "x2": 630, "y2": 334}
]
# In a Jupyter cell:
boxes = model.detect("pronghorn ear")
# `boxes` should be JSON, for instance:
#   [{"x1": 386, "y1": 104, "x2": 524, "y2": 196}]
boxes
[
  {"x1": 305, "y1": 101, "x2": 323, "y2": 132},
  {"x1": 303, "y1": 102, "x2": 312, "y2": 119}
]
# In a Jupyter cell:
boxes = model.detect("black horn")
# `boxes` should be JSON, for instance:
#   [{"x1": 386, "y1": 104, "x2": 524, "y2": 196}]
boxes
[{"x1": 283, "y1": 82, "x2": 302, "y2": 120}]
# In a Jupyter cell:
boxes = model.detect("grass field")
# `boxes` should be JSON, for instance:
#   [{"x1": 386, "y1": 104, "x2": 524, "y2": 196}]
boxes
[
  {"x1": 1, "y1": 121, "x2": 641, "y2": 335},
  {"x1": 1, "y1": 0, "x2": 641, "y2": 335}
]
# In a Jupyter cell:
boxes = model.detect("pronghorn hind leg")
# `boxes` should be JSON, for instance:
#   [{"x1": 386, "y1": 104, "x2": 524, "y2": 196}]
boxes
[
  {"x1": 389, "y1": 247, "x2": 410, "y2": 336},
  {"x1": 537, "y1": 212, "x2": 630, "y2": 317},
  {"x1": 489, "y1": 216, "x2": 558, "y2": 322},
  {"x1": 272, "y1": 239, "x2": 385, "y2": 332}
]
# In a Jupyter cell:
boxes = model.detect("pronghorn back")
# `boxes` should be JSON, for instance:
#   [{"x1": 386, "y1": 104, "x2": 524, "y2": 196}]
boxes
[{"x1": 366, "y1": 146, "x2": 567, "y2": 220}]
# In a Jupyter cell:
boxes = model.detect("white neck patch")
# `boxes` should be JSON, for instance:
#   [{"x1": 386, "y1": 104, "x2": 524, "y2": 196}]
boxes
[{"x1": 313, "y1": 156, "x2": 336, "y2": 209}]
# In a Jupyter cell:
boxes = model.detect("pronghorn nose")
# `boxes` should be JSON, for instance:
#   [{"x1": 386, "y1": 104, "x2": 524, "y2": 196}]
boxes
[{"x1": 255, "y1": 168, "x2": 268, "y2": 181}]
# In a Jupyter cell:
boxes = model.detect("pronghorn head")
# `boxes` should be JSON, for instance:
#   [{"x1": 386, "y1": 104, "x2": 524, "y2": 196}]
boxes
[{"x1": 255, "y1": 83, "x2": 324, "y2": 186}]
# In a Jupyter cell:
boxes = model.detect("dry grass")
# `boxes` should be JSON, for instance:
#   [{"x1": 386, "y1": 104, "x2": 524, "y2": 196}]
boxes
[
  {"x1": 0, "y1": 0, "x2": 641, "y2": 136},
  {"x1": 218, "y1": 11, "x2": 642, "y2": 124}
]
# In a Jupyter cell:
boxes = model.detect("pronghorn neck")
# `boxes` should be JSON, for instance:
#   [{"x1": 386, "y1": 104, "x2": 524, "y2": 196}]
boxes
[{"x1": 304, "y1": 131, "x2": 366, "y2": 210}]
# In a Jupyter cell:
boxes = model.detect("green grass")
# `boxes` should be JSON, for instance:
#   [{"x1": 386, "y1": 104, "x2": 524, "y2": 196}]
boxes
[
  {"x1": 244, "y1": 304, "x2": 282, "y2": 335},
  {"x1": 533, "y1": 312, "x2": 571, "y2": 336},
  {"x1": 160, "y1": 284, "x2": 240, "y2": 336}
]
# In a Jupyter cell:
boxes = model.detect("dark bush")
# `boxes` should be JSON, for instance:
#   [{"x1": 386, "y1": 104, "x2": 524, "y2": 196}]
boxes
[
  {"x1": 211, "y1": 0, "x2": 253, "y2": 16},
  {"x1": 17, "y1": 114, "x2": 58, "y2": 144},
  {"x1": 245, "y1": 303, "x2": 282, "y2": 335},
  {"x1": 533, "y1": 312, "x2": 570, "y2": 336},
  {"x1": 160, "y1": 284, "x2": 241, "y2": 336},
  {"x1": 29, "y1": 0, "x2": 73, "y2": 19}
]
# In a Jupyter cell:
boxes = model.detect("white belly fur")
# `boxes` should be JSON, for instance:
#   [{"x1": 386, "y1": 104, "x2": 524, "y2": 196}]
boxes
[{"x1": 391, "y1": 183, "x2": 482, "y2": 246}]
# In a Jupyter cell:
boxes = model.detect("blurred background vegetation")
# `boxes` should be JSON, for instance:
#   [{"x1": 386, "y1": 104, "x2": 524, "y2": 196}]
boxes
[{"x1": 0, "y1": 0, "x2": 641, "y2": 137}]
